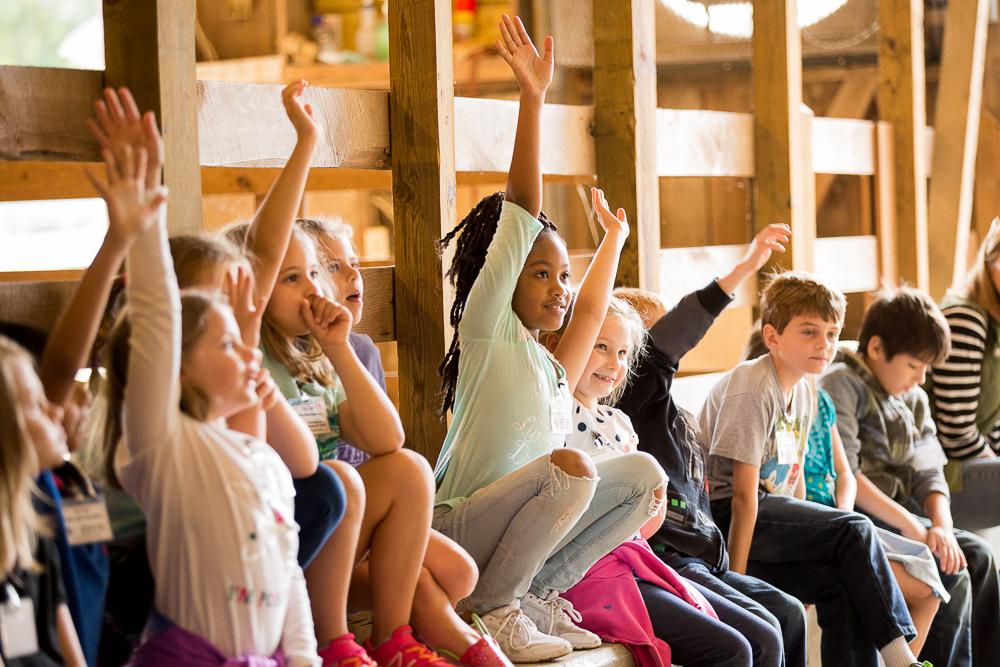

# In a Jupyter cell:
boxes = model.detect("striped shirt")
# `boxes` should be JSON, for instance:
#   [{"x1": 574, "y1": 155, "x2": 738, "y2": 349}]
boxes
[{"x1": 930, "y1": 304, "x2": 1000, "y2": 459}]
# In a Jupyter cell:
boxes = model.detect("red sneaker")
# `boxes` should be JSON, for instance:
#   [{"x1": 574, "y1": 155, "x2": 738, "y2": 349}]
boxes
[
  {"x1": 459, "y1": 635, "x2": 515, "y2": 667},
  {"x1": 365, "y1": 625, "x2": 452, "y2": 667},
  {"x1": 319, "y1": 633, "x2": 378, "y2": 667}
]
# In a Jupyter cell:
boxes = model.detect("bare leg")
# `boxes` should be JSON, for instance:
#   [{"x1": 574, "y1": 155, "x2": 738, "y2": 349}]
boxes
[
  {"x1": 890, "y1": 561, "x2": 940, "y2": 657},
  {"x1": 308, "y1": 461, "x2": 366, "y2": 645}
]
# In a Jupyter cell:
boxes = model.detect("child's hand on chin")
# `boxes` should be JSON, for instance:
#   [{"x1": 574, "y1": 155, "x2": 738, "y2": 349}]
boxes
[{"x1": 301, "y1": 293, "x2": 353, "y2": 349}]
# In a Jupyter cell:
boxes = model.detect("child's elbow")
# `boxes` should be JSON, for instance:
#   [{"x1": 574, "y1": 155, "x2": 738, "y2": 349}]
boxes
[{"x1": 289, "y1": 449, "x2": 320, "y2": 478}]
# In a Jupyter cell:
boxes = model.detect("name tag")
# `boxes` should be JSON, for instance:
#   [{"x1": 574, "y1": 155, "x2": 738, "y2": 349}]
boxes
[
  {"x1": 291, "y1": 396, "x2": 330, "y2": 436},
  {"x1": 1, "y1": 591, "x2": 39, "y2": 659},
  {"x1": 63, "y1": 496, "x2": 113, "y2": 545},
  {"x1": 551, "y1": 386, "x2": 572, "y2": 435},
  {"x1": 775, "y1": 428, "x2": 799, "y2": 465}
]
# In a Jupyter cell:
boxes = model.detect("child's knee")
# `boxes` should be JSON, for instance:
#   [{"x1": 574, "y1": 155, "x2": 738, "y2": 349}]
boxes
[
  {"x1": 324, "y1": 460, "x2": 365, "y2": 514},
  {"x1": 382, "y1": 448, "x2": 435, "y2": 494},
  {"x1": 550, "y1": 448, "x2": 597, "y2": 479}
]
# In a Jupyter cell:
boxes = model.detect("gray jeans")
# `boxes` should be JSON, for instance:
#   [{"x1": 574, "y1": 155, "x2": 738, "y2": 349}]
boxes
[
  {"x1": 433, "y1": 451, "x2": 666, "y2": 614},
  {"x1": 950, "y1": 457, "x2": 1000, "y2": 531}
]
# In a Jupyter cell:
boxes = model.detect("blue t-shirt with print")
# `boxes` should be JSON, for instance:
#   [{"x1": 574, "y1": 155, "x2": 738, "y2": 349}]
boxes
[{"x1": 805, "y1": 388, "x2": 838, "y2": 506}]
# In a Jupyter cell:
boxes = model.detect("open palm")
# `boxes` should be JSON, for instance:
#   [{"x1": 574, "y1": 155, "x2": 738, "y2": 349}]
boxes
[{"x1": 496, "y1": 14, "x2": 553, "y2": 98}]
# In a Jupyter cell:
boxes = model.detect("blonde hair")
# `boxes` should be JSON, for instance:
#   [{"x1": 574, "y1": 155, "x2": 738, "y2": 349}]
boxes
[
  {"x1": 98, "y1": 291, "x2": 224, "y2": 489},
  {"x1": 604, "y1": 296, "x2": 648, "y2": 406},
  {"x1": 168, "y1": 233, "x2": 249, "y2": 290},
  {"x1": 956, "y1": 217, "x2": 1000, "y2": 323},
  {"x1": 613, "y1": 287, "x2": 668, "y2": 328},
  {"x1": 0, "y1": 337, "x2": 41, "y2": 572},
  {"x1": 760, "y1": 271, "x2": 846, "y2": 334},
  {"x1": 296, "y1": 216, "x2": 355, "y2": 252}
]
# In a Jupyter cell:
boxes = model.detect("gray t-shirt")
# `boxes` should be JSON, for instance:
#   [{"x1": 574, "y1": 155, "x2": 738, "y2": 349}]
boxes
[{"x1": 698, "y1": 354, "x2": 812, "y2": 501}]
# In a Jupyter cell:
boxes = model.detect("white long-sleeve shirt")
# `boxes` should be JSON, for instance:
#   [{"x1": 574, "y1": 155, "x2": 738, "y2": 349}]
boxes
[{"x1": 115, "y1": 212, "x2": 319, "y2": 665}]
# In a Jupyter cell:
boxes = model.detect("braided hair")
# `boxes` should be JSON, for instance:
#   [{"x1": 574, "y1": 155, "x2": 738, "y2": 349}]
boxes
[{"x1": 437, "y1": 191, "x2": 558, "y2": 415}]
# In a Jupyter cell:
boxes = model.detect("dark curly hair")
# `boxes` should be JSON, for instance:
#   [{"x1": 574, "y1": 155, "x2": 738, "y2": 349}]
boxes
[{"x1": 436, "y1": 191, "x2": 558, "y2": 415}]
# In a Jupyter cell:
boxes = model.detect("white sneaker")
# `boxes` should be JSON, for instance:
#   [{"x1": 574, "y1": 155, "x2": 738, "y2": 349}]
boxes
[
  {"x1": 521, "y1": 591, "x2": 602, "y2": 650},
  {"x1": 477, "y1": 601, "x2": 573, "y2": 663}
]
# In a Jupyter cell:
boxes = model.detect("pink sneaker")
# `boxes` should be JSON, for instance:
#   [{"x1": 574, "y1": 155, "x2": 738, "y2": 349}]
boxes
[
  {"x1": 460, "y1": 634, "x2": 515, "y2": 667},
  {"x1": 318, "y1": 633, "x2": 378, "y2": 667},
  {"x1": 365, "y1": 625, "x2": 452, "y2": 667}
]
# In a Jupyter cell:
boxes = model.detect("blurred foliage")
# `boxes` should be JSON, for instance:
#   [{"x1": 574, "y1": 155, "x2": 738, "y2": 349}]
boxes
[{"x1": 0, "y1": 0, "x2": 100, "y2": 68}]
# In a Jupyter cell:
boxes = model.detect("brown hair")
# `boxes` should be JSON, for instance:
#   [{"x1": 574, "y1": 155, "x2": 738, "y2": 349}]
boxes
[
  {"x1": 955, "y1": 217, "x2": 1000, "y2": 323},
  {"x1": 0, "y1": 337, "x2": 41, "y2": 572},
  {"x1": 168, "y1": 234, "x2": 249, "y2": 290},
  {"x1": 858, "y1": 287, "x2": 951, "y2": 364},
  {"x1": 98, "y1": 291, "x2": 222, "y2": 488},
  {"x1": 760, "y1": 271, "x2": 846, "y2": 334}
]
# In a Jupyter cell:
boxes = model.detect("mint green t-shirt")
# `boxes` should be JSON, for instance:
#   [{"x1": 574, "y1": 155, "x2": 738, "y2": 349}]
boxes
[
  {"x1": 433, "y1": 200, "x2": 569, "y2": 507},
  {"x1": 263, "y1": 351, "x2": 348, "y2": 461}
]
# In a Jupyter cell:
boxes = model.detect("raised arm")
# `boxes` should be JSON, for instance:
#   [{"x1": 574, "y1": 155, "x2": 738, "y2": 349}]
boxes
[
  {"x1": 716, "y1": 224, "x2": 790, "y2": 296},
  {"x1": 305, "y1": 294, "x2": 404, "y2": 456},
  {"x1": 497, "y1": 14, "x2": 552, "y2": 216},
  {"x1": 243, "y1": 80, "x2": 320, "y2": 307},
  {"x1": 556, "y1": 188, "x2": 629, "y2": 394},
  {"x1": 40, "y1": 89, "x2": 163, "y2": 406}
]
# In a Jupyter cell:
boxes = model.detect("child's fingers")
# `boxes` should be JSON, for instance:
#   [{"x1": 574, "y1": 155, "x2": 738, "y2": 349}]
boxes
[
  {"x1": 513, "y1": 16, "x2": 533, "y2": 50},
  {"x1": 104, "y1": 87, "x2": 127, "y2": 123},
  {"x1": 119, "y1": 87, "x2": 141, "y2": 122},
  {"x1": 499, "y1": 15, "x2": 519, "y2": 52},
  {"x1": 616, "y1": 207, "x2": 626, "y2": 221},
  {"x1": 85, "y1": 118, "x2": 109, "y2": 147},
  {"x1": 134, "y1": 146, "x2": 148, "y2": 183},
  {"x1": 119, "y1": 143, "x2": 135, "y2": 181},
  {"x1": 542, "y1": 35, "x2": 554, "y2": 63},
  {"x1": 495, "y1": 38, "x2": 513, "y2": 63},
  {"x1": 83, "y1": 165, "x2": 108, "y2": 198},
  {"x1": 101, "y1": 148, "x2": 118, "y2": 183}
]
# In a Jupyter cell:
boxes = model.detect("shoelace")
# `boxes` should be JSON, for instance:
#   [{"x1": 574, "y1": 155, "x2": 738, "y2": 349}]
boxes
[
  {"x1": 337, "y1": 654, "x2": 378, "y2": 667},
  {"x1": 491, "y1": 608, "x2": 537, "y2": 651},
  {"x1": 542, "y1": 594, "x2": 583, "y2": 630},
  {"x1": 399, "y1": 642, "x2": 447, "y2": 667}
]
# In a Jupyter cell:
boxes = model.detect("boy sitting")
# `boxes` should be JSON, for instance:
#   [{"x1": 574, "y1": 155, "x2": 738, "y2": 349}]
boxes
[
  {"x1": 820, "y1": 287, "x2": 999, "y2": 666},
  {"x1": 699, "y1": 271, "x2": 923, "y2": 667}
]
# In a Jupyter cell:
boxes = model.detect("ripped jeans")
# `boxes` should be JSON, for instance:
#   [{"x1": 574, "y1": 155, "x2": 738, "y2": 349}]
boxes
[{"x1": 433, "y1": 451, "x2": 666, "y2": 614}]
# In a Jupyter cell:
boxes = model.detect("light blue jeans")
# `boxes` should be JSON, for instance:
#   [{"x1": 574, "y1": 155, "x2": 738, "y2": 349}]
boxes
[{"x1": 433, "y1": 451, "x2": 666, "y2": 614}]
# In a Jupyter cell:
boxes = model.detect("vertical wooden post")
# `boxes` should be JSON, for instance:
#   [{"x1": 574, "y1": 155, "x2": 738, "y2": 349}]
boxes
[
  {"x1": 102, "y1": 0, "x2": 202, "y2": 235},
  {"x1": 751, "y1": 0, "x2": 814, "y2": 272},
  {"x1": 388, "y1": 0, "x2": 454, "y2": 461},
  {"x1": 878, "y1": 0, "x2": 929, "y2": 289},
  {"x1": 927, "y1": 0, "x2": 990, "y2": 299},
  {"x1": 875, "y1": 121, "x2": 899, "y2": 286},
  {"x1": 592, "y1": 0, "x2": 660, "y2": 290}
]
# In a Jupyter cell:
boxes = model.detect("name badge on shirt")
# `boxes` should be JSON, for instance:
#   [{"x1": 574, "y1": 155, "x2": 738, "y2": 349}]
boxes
[
  {"x1": 291, "y1": 396, "x2": 330, "y2": 436},
  {"x1": 63, "y1": 495, "x2": 113, "y2": 545},
  {"x1": 775, "y1": 428, "x2": 799, "y2": 465},
  {"x1": 0, "y1": 588, "x2": 39, "y2": 659},
  {"x1": 551, "y1": 383, "x2": 572, "y2": 435}
]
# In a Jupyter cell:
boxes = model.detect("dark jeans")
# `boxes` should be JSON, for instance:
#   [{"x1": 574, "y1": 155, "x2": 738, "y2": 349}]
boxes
[
  {"x1": 639, "y1": 577, "x2": 782, "y2": 667},
  {"x1": 712, "y1": 494, "x2": 916, "y2": 667},
  {"x1": 669, "y1": 555, "x2": 807, "y2": 667},
  {"x1": 294, "y1": 464, "x2": 347, "y2": 568}
]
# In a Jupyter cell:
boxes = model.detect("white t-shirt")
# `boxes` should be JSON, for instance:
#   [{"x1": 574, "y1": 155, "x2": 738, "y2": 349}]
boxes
[
  {"x1": 564, "y1": 399, "x2": 640, "y2": 462},
  {"x1": 116, "y1": 216, "x2": 318, "y2": 665}
]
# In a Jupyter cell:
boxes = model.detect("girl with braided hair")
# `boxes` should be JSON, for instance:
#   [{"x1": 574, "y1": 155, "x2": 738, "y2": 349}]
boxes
[{"x1": 431, "y1": 14, "x2": 666, "y2": 664}]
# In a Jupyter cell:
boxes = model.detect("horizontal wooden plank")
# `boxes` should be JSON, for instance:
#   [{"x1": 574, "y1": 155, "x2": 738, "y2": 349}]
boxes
[
  {"x1": 812, "y1": 118, "x2": 876, "y2": 175},
  {"x1": 0, "y1": 265, "x2": 396, "y2": 342},
  {"x1": 0, "y1": 66, "x2": 103, "y2": 161},
  {"x1": 454, "y1": 98, "x2": 595, "y2": 176},
  {"x1": 813, "y1": 235, "x2": 880, "y2": 293},
  {"x1": 197, "y1": 80, "x2": 391, "y2": 169},
  {"x1": 656, "y1": 109, "x2": 755, "y2": 177}
]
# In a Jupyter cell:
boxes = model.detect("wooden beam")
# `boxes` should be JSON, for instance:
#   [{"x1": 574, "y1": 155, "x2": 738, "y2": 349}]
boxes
[
  {"x1": 656, "y1": 109, "x2": 755, "y2": 177},
  {"x1": 973, "y1": 109, "x2": 1000, "y2": 240},
  {"x1": 388, "y1": 0, "x2": 453, "y2": 460},
  {"x1": 878, "y1": 0, "x2": 930, "y2": 289},
  {"x1": 751, "y1": 0, "x2": 814, "y2": 271},
  {"x1": 875, "y1": 121, "x2": 900, "y2": 286},
  {"x1": 103, "y1": 0, "x2": 203, "y2": 235},
  {"x1": 927, "y1": 0, "x2": 990, "y2": 299},
  {"x1": 816, "y1": 70, "x2": 879, "y2": 205},
  {"x1": 0, "y1": 266, "x2": 395, "y2": 341},
  {"x1": 592, "y1": 0, "x2": 660, "y2": 289},
  {"x1": 0, "y1": 67, "x2": 102, "y2": 161}
]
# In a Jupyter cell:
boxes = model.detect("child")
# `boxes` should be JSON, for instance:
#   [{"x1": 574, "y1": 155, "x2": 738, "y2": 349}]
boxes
[
  {"x1": 743, "y1": 327, "x2": 945, "y2": 659},
  {"x1": 699, "y1": 272, "x2": 925, "y2": 667},
  {"x1": 433, "y1": 16, "x2": 664, "y2": 662},
  {"x1": 614, "y1": 226, "x2": 812, "y2": 667},
  {"x1": 95, "y1": 114, "x2": 319, "y2": 663},
  {"x1": 820, "y1": 287, "x2": 1000, "y2": 666},
  {"x1": 292, "y1": 215, "x2": 488, "y2": 665},
  {"x1": 546, "y1": 290, "x2": 787, "y2": 667},
  {"x1": 0, "y1": 336, "x2": 87, "y2": 666}
]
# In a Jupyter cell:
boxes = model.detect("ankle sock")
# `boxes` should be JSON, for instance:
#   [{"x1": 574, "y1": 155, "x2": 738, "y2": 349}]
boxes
[{"x1": 879, "y1": 637, "x2": 919, "y2": 667}]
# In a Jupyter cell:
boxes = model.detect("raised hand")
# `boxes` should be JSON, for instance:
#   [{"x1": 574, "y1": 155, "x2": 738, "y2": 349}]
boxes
[
  {"x1": 86, "y1": 87, "x2": 163, "y2": 190},
  {"x1": 741, "y1": 223, "x2": 791, "y2": 273},
  {"x1": 496, "y1": 14, "x2": 553, "y2": 99},
  {"x1": 281, "y1": 79, "x2": 321, "y2": 142},
  {"x1": 225, "y1": 265, "x2": 266, "y2": 349},
  {"x1": 591, "y1": 187, "x2": 630, "y2": 241},
  {"x1": 301, "y1": 293, "x2": 353, "y2": 351},
  {"x1": 87, "y1": 144, "x2": 167, "y2": 244}
]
